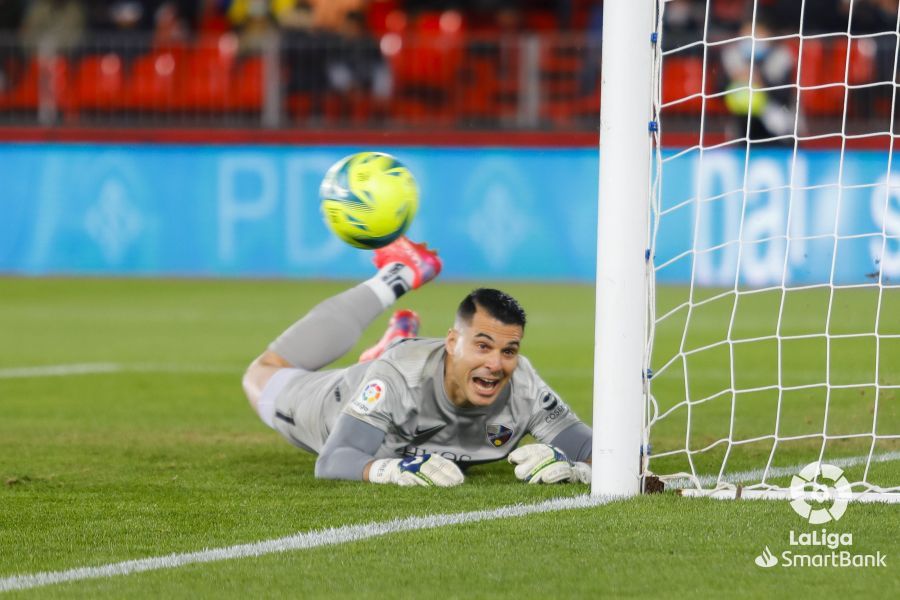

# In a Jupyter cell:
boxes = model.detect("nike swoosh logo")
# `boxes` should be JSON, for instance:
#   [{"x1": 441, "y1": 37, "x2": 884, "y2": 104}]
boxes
[{"x1": 410, "y1": 424, "x2": 445, "y2": 443}]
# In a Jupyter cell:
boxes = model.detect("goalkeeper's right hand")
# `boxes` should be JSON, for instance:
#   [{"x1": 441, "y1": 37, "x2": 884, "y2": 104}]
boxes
[{"x1": 367, "y1": 454, "x2": 464, "y2": 487}]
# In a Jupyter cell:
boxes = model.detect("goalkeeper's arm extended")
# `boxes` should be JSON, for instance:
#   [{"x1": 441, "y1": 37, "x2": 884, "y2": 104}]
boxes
[
  {"x1": 316, "y1": 414, "x2": 464, "y2": 486},
  {"x1": 508, "y1": 444, "x2": 591, "y2": 484}
]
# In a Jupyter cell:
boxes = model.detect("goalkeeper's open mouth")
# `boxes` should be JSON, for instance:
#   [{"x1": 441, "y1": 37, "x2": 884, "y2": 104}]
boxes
[{"x1": 471, "y1": 375, "x2": 502, "y2": 397}]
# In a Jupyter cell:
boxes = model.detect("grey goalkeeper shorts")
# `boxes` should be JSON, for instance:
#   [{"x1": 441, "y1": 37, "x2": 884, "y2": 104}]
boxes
[{"x1": 259, "y1": 367, "x2": 348, "y2": 454}]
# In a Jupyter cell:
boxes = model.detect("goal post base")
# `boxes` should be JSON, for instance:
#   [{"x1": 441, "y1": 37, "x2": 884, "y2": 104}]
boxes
[{"x1": 642, "y1": 474, "x2": 666, "y2": 494}]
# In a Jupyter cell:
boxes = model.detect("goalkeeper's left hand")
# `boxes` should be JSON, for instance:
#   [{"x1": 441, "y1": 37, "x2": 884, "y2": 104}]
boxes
[{"x1": 508, "y1": 444, "x2": 591, "y2": 484}]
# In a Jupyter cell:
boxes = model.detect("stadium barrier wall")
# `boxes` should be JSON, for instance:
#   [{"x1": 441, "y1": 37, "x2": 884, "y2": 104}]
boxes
[{"x1": 1, "y1": 144, "x2": 898, "y2": 283}]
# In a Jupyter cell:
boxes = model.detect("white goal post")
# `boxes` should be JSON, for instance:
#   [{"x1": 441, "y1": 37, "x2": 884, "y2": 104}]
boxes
[
  {"x1": 593, "y1": 0, "x2": 900, "y2": 502},
  {"x1": 591, "y1": 0, "x2": 656, "y2": 497}
]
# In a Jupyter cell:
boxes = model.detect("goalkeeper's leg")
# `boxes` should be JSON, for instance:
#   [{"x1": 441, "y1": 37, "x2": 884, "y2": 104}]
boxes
[{"x1": 242, "y1": 237, "x2": 441, "y2": 422}]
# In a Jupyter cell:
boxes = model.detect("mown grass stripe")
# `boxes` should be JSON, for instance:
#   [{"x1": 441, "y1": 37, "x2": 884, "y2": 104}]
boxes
[{"x1": 0, "y1": 495, "x2": 610, "y2": 593}]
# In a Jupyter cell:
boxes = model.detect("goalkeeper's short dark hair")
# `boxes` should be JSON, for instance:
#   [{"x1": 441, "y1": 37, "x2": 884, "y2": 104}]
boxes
[{"x1": 457, "y1": 288, "x2": 527, "y2": 329}]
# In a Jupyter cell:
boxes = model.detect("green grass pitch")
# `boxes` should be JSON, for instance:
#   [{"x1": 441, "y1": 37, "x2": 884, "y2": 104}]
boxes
[{"x1": 1, "y1": 277, "x2": 897, "y2": 597}]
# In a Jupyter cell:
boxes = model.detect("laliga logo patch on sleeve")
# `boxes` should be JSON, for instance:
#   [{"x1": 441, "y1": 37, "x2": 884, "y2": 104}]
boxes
[{"x1": 351, "y1": 379, "x2": 387, "y2": 415}]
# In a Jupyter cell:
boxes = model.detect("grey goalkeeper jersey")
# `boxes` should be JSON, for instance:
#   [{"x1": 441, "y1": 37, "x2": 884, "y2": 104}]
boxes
[{"x1": 272, "y1": 337, "x2": 584, "y2": 465}]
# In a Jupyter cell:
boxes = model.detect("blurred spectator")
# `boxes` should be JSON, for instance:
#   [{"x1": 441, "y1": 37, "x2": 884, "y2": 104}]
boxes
[
  {"x1": 721, "y1": 20, "x2": 798, "y2": 142},
  {"x1": 411, "y1": 0, "x2": 518, "y2": 32},
  {"x1": 311, "y1": 0, "x2": 368, "y2": 32},
  {"x1": 755, "y1": 0, "x2": 847, "y2": 35},
  {"x1": 169, "y1": 0, "x2": 200, "y2": 32},
  {"x1": 228, "y1": 0, "x2": 278, "y2": 57},
  {"x1": 578, "y1": 1, "x2": 601, "y2": 96},
  {"x1": 0, "y1": 0, "x2": 25, "y2": 31},
  {"x1": 0, "y1": 0, "x2": 26, "y2": 92},
  {"x1": 272, "y1": 0, "x2": 328, "y2": 95},
  {"x1": 554, "y1": 0, "x2": 575, "y2": 31},
  {"x1": 88, "y1": 1, "x2": 198, "y2": 36},
  {"x1": 801, "y1": 0, "x2": 846, "y2": 35},
  {"x1": 847, "y1": 0, "x2": 897, "y2": 34},
  {"x1": 88, "y1": 1, "x2": 151, "y2": 33},
  {"x1": 708, "y1": 0, "x2": 746, "y2": 37},
  {"x1": 274, "y1": 0, "x2": 389, "y2": 102},
  {"x1": 413, "y1": 0, "x2": 575, "y2": 32},
  {"x1": 474, "y1": 0, "x2": 523, "y2": 32},
  {"x1": 320, "y1": 4, "x2": 390, "y2": 102},
  {"x1": 198, "y1": 0, "x2": 231, "y2": 35},
  {"x1": 271, "y1": 0, "x2": 312, "y2": 29},
  {"x1": 663, "y1": 0, "x2": 705, "y2": 48},
  {"x1": 84, "y1": 1, "x2": 152, "y2": 68},
  {"x1": 19, "y1": 0, "x2": 87, "y2": 53},
  {"x1": 153, "y1": 1, "x2": 191, "y2": 49}
]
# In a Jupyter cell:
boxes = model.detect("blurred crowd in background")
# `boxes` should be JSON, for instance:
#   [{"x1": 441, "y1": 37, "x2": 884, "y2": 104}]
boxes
[
  {"x1": 0, "y1": 0, "x2": 896, "y2": 133},
  {"x1": 3, "y1": 1, "x2": 584, "y2": 44},
  {"x1": 3, "y1": 0, "x2": 896, "y2": 46}
]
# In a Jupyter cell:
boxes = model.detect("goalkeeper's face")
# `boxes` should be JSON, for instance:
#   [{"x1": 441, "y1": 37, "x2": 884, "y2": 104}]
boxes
[{"x1": 444, "y1": 308, "x2": 523, "y2": 408}]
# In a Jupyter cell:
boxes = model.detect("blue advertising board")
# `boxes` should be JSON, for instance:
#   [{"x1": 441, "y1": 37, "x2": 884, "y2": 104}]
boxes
[
  {"x1": 1, "y1": 144, "x2": 898, "y2": 285},
  {"x1": 655, "y1": 147, "x2": 900, "y2": 287}
]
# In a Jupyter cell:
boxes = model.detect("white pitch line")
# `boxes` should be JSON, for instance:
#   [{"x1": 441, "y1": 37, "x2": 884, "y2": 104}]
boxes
[
  {"x1": 0, "y1": 363, "x2": 123, "y2": 378},
  {"x1": 0, "y1": 363, "x2": 242, "y2": 379},
  {"x1": 665, "y1": 451, "x2": 900, "y2": 489},
  {"x1": 0, "y1": 495, "x2": 610, "y2": 594}
]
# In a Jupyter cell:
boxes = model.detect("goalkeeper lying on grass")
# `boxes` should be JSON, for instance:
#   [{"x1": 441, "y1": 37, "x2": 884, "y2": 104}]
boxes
[{"x1": 242, "y1": 236, "x2": 592, "y2": 487}]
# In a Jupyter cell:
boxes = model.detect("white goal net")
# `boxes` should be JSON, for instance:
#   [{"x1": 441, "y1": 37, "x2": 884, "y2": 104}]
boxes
[{"x1": 645, "y1": 0, "x2": 900, "y2": 499}]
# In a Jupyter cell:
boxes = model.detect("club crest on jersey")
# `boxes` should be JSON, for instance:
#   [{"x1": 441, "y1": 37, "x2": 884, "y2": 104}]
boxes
[
  {"x1": 486, "y1": 424, "x2": 514, "y2": 447},
  {"x1": 351, "y1": 379, "x2": 386, "y2": 415}
]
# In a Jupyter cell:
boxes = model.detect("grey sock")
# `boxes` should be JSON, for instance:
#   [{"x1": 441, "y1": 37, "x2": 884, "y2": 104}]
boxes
[{"x1": 269, "y1": 283, "x2": 385, "y2": 370}]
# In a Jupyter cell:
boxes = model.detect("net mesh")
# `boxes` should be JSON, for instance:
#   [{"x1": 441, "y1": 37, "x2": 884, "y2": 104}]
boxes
[{"x1": 647, "y1": 0, "x2": 900, "y2": 495}]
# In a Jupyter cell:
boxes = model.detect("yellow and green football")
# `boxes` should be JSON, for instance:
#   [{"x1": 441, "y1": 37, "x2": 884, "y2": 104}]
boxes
[{"x1": 319, "y1": 152, "x2": 419, "y2": 249}]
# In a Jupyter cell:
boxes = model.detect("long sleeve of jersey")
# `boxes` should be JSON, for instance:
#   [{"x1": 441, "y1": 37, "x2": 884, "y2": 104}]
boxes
[
  {"x1": 315, "y1": 414, "x2": 386, "y2": 480},
  {"x1": 549, "y1": 422, "x2": 592, "y2": 463}
]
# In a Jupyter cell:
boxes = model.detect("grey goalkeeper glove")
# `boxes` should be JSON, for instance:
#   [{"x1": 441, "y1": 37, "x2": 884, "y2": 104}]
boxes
[
  {"x1": 368, "y1": 454, "x2": 464, "y2": 487},
  {"x1": 508, "y1": 444, "x2": 591, "y2": 484}
]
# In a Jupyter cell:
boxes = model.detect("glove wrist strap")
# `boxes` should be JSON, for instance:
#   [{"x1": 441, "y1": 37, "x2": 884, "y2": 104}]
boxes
[{"x1": 368, "y1": 458, "x2": 399, "y2": 484}]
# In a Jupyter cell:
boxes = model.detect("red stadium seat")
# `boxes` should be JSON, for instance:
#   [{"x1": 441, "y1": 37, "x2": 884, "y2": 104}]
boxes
[
  {"x1": 797, "y1": 38, "x2": 856, "y2": 117},
  {"x1": 458, "y1": 55, "x2": 518, "y2": 122},
  {"x1": 231, "y1": 56, "x2": 264, "y2": 112},
  {"x1": 366, "y1": 0, "x2": 401, "y2": 35},
  {"x1": 524, "y1": 11, "x2": 558, "y2": 31},
  {"x1": 381, "y1": 10, "x2": 466, "y2": 123},
  {"x1": 124, "y1": 51, "x2": 182, "y2": 111},
  {"x1": 0, "y1": 55, "x2": 69, "y2": 111},
  {"x1": 385, "y1": 10, "x2": 465, "y2": 90},
  {"x1": 287, "y1": 91, "x2": 314, "y2": 120},
  {"x1": 835, "y1": 37, "x2": 877, "y2": 85},
  {"x1": 662, "y1": 55, "x2": 726, "y2": 116},
  {"x1": 178, "y1": 40, "x2": 237, "y2": 111},
  {"x1": 66, "y1": 53, "x2": 126, "y2": 111},
  {"x1": 663, "y1": 56, "x2": 704, "y2": 114},
  {"x1": 537, "y1": 35, "x2": 608, "y2": 125}
]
